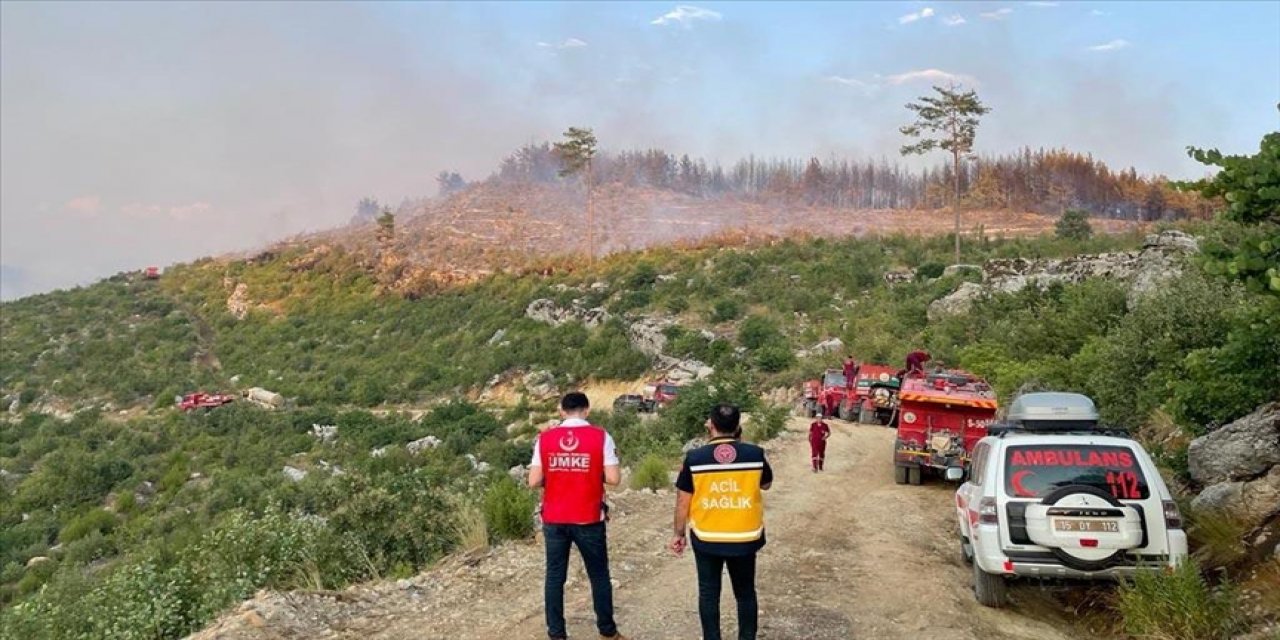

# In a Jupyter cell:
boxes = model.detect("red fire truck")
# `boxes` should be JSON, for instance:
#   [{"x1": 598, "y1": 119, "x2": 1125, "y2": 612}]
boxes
[{"x1": 893, "y1": 370, "x2": 998, "y2": 486}]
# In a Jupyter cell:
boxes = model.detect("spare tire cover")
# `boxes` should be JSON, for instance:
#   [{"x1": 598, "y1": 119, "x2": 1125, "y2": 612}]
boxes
[{"x1": 1023, "y1": 485, "x2": 1144, "y2": 572}]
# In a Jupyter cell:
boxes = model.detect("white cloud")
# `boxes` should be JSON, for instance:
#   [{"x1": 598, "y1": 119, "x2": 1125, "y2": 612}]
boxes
[
  {"x1": 537, "y1": 38, "x2": 588, "y2": 50},
  {"x1": 1090, "y1": 9, "x2": 1111, "y2": 16},
  {"x1": 898, "y1": 7, "x2": 935, "y2": 24},
  {"x1": 64, "y1": 195, "x2": 101, "y2": 216},
  {"x1": 823, "y1": 75, "x2": 876, "y2": 91},
  {"x1": 980, "y1": 7, "x2": 1014, "y2": 19},
  {"x1": 651, "y1": 5, "x2": 722, "y2": 27},
  {"x1": 943, "y1": 14, "x2": 967, "y2": 26},
  {"x1": 1026, "y1": 1, "x2": 1058, "y2": 6},
  {"x1": 885, "y1": 68, "x2": 979, "y2": 87},
  {"x1": 1088, "y1": 39, "x2": 1131, "y2": 52}
]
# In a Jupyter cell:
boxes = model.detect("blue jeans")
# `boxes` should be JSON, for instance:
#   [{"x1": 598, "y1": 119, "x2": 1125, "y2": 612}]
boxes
[
  {"x1": 543, "y1": 522, "x2": 617, "y2": 639},
  {"x1": 695, "y1": 550, "x2": 758, "y2": 640}
]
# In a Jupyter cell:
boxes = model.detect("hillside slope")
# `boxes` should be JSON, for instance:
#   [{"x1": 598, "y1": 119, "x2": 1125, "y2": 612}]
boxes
[{"x1": 192, "y1": 418, "x2": 1081, "y2": 640}]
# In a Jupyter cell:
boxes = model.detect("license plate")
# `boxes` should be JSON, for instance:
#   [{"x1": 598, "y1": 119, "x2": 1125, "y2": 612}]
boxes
[{"x1": 1053, "y1": 518, "x2": 1119, "y2": 533}]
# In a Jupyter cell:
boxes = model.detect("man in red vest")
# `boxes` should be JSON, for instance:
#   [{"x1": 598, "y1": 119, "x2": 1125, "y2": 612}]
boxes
[{"x1": 528, "y1": 392, "x2": 628, "y2": 640}]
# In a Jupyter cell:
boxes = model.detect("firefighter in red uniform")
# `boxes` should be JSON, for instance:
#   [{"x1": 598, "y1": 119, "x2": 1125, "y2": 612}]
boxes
[
  {"x1": 528, "y1": 392, "x2": 629, "y2": 640},
  {"x1": 902, "y1": 350, "x2": 931, "y2": 378},
  {"x1": 842, "y1": 356, "x2": 859, "y2": 390},
  {"x1": 809, "y1": 416, "x2": 831, "y2": 472}
]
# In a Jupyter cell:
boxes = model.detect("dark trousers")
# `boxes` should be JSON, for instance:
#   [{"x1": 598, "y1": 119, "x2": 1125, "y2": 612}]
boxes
[
  {"x1": 694, "y1": 550, "x2": 758, "y2": 640},
  {"x1": 543, "y1": 522, "x2": 617, "y2": 639}
]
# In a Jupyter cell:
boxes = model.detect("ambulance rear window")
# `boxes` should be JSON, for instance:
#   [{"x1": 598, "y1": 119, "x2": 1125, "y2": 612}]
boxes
[{"x1": 1003, "y1": 444, "x2": 1149, "y2": 500}]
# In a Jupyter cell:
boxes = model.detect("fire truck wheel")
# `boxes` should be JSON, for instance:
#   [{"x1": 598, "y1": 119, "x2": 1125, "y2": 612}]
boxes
[
  {"x1": 894, "y1": 465, "x2": 908, "y2": 484},
  {"x1": 838, "y1": 403, "x2": 854, "y2": 421},
  {"x1": 907, "y1": 466, "x2": 923, "y2": 485},
  {"x1": 973, "y1": 561, "x2": 1009, "y2": 608},
  {"x1": 858, "y1": 407, "x2": 875, "y2": 424}
]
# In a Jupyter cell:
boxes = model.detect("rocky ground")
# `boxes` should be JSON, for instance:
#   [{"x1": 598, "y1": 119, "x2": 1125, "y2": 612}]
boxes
[{"x1": 190, "y1": 418, "x2": 1094, "y2": 640}]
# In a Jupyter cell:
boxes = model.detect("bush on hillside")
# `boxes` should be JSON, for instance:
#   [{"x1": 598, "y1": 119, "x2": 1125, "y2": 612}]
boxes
[
  {"x1": 1116, "y1": 561, "x2": 1243, "y2": 640},
  {"x1": 483, "y1": 476, "x2": 537, "y2": 542},
  {"x1": 744, "y1": 404, "x2": 789, "y2": 443},
  {"x1": 709, "y1": 298, "x2": 743, "y2": 323},
  {"x1": 630, "y1": 454, "x2": 671, "y2": 491}
]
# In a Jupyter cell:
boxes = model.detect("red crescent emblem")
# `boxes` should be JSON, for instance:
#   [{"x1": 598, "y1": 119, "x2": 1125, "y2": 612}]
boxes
[
  {"x1": 713, "y1": 444, "x2": 737, "y2": 464},
  {"x1": 1011, "y1": 470, "x2": 1035, "y2": 497}
]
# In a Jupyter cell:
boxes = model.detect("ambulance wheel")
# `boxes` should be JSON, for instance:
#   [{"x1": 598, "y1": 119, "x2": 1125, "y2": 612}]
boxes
[
  {"x1": 973, "y1": 562, "x2": 1009, "y2": 608},
  {"x1": 894, "y1": 465, "x2": 909, "y2": 485},
  {"x1": 907, "y1": 466, "x2": 922, "y2": 485},
  {"x1": 960, "y1": 535, "x2": 974, "y2": 566}
]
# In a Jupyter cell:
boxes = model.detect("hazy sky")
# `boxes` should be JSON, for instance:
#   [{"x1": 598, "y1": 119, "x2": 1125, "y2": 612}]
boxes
[{"x1": 2, "y1": 1, "x2": 1278, "y2": 299}]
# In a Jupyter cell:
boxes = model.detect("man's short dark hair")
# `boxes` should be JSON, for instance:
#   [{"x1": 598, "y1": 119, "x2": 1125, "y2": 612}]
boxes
[
  {"x1": 709, "y1": 404, "x2": 740, "y2": 434},
  {"x1": 561, "y1": 392, "x2": 590, "y2": 412}
]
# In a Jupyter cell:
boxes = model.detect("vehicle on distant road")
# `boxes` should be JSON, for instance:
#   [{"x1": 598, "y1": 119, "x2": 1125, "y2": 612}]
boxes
[{"x1": 177, "y1": 392, "x2": 235, "y2": 412}]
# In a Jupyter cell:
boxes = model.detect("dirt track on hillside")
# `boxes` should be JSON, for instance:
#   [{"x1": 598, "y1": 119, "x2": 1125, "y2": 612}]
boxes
[{"x1": 192, "y1": 419, "x2": 1096, "y2": 640}]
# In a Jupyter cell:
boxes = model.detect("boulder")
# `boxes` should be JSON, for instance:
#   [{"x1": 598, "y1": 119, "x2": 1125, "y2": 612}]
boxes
[
  {"x1": 525, "y1": 299, "x2": 611, "y2": 329},
  {"x1": 627, "y1": 316, "x2": 674, "y2": 358},
  {"x1": 406, "y1": 436, "x2": 442, "y2": 454},
  {"x1": 942, "y1": 264, "x2": 982, "y2": 278},
  {"x1": 883, "y1": 270, "x2": 914, "y2": 286},
  {"x1": 522, "y1": 370, "x2": 558, "y2": 399},
  {"x1": 1188, "y1": 403, "x2": 1280, "y2": 486},
  {"x1": 465, "y1": 454, "x2": 492, "y2": 474},
  {"x1": 310, "y1": 424, "x2": 338, "y2": 443},
  {"x1": 808, "y1": 338, "x2": 844, "y2": 356},
  {"x1": 282, "y1": 466, "x2": 307, "y2": 482},
  {"x1": 681, "y1": 437, "x2": 706, "y2": 453},
  {"x1": 1128, "y1": 231, "x2": 1200, "y2": 305},
  {"x1": 25, "y1": 556, "x2": 50, "y2": 569},
  {"x1": 929, "y1": 230, "x2": 1201, "y2": 319},
  {"x1": 486, "y1": 329, "x2": 507, "y2": 346},
  {"x1": 226, "y1": 283, "x2": 251, "y2": 320},
  {"x1": 246, "y1": 387, "x2": 284, "y2": 408},
  {"x1": 1191, "y1": 467, "x2": 1280, "y2": 531},
  {"x1": 927, "y1": 282, "x2": 986, "y2": 320},
  {"x1": 662, "y1": 358, "x2": 713, "y2": 383}
]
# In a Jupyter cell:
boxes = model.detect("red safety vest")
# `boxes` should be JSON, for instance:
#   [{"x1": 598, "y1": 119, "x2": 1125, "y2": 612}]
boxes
[{"x1": 538, "y1": 425, "x2": 607, "y2": 525}]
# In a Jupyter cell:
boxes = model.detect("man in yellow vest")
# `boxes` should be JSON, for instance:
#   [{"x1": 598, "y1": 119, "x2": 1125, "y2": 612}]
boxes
[{"x1": 669, "y1": 404, "x2": 773, "y2": 640}]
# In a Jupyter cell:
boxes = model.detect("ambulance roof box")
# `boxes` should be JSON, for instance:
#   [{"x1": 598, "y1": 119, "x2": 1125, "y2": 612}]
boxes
[{"x1": 1004, "y1": 392, "x2": 1100, "y2": 432}]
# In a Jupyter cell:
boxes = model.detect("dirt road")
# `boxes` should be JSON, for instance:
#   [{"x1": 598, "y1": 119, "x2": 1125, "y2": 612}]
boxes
[{"x1": 193, "y1": 418, "x2": 1088, "y2": 640}]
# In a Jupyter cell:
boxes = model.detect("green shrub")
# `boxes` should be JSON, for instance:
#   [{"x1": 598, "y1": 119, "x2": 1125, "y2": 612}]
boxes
[
  {"x1": 630, "y1": 454, "x2": 671, "y2": 491},
  {"x1": 745, "y1": 404, "x2": 789, "y2": 443},
  {"x1": 483, "y1": 476, "x2": 536, "y2": 542},
  {"x1": 59, "y1": 508, "x2": 117, "y2": 543},
  {"x1": 709, "y1": 298, "x2": 742, "y2": 323},
  {"x1": 738, "y1": 315, "x2": 780, "y2": 350},
  {"x1": 1116, "y1": 561, "x2": 1243, "y2": 640},
  {"x1": 753, "y1": 344, "x2": 795, "y2": 373},
  {"x1": 1055, "y1": 208, "x2": 1094, "y2": 241},
  {"x1": 915, "y1": 262, "x2": 946, "y2": 280}
]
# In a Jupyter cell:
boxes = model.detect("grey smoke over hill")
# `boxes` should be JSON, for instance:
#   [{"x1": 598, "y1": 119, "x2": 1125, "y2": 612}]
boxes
[{"x1": 1, "y1": 1, "x2": 1275, "y2": 299}]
